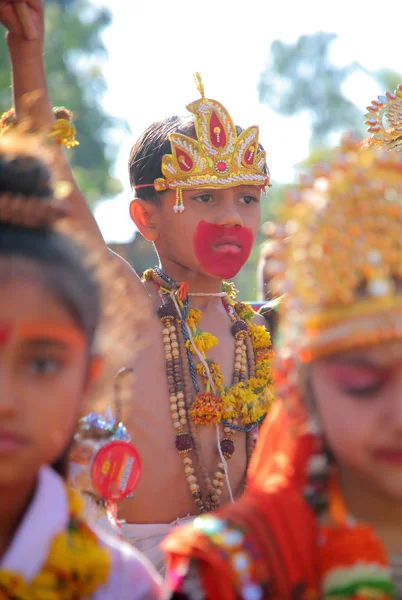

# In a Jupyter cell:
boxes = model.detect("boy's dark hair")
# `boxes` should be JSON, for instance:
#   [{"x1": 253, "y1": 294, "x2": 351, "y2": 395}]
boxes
[
  {"x1": 129, "y1": 115, "x2": 268, "y2": 205},
  {"x1": 0, "y1": 138, "x2": 101, "y2": 478},
  {"x1": 128, "y1": 115, "x2": 194, "y2": 203}
]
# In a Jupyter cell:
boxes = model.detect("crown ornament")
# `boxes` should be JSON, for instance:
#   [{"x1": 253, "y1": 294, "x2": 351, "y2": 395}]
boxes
[
  {"x1": 139, "y1": 74, "x2": 270, "y2": 213},
  {"x1": 365, "y1": 84, "x2": 402, "y2": 151},
  {"x1": 266, "y1": 135, "x2": 402, "y2": 360}
]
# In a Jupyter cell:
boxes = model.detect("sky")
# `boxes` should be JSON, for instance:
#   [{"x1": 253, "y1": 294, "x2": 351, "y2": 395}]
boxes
[{"x1": 91, "y1": 0, "x2": 402, "y2": 243}]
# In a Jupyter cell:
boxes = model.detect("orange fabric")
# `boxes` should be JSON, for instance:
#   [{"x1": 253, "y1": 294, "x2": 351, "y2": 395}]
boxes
[{"x1": 164, "y1": 403, "x2": 319, "y2": 599}]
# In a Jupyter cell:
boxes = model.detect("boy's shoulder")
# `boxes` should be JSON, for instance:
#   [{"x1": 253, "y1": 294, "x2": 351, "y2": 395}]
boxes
[{"x1": 92, "y1": 526, "x2": 164, "y2": 600}]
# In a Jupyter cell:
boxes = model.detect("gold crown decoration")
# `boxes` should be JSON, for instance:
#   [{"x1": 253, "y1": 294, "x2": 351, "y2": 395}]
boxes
[
  {"x1": 365, "y1": 84, "x2": 402, "y2": 151},
  {"x1": 266, "y1": 135, "x2": 402, "y2": 361},
  {"x1": 153, "y1": 73, "x2": 270, "y2": 212}
]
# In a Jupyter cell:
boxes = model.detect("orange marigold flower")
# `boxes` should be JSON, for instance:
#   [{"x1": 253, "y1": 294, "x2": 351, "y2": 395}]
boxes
[{"x1": 189, "y1": 393, "x2": 223, "y2": 425}]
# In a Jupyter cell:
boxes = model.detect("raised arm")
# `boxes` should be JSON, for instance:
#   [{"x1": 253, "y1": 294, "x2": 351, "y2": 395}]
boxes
[
  {"x1": 0, "y1": 0, "x2": 149, "y2": 299},
  {"x1": 1, "y1": 0, "x2": 107, "y2": 244}
]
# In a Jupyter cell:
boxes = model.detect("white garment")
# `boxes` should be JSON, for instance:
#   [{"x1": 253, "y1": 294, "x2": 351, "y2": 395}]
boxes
[
  {"x1": 0, "y1": 466, "x2": 164, "y2": 600},
  {"x1": 122, "y1": 517, "x2": 194, "y2": 577}
]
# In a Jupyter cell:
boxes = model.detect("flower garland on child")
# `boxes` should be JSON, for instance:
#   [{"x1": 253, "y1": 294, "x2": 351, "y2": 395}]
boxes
[
  {"x1": 0, "y1": 488, "x2": 110, "y2": 599},
  {"x1": 188, "y1": 304, "x2": 273, "y2": 426}
]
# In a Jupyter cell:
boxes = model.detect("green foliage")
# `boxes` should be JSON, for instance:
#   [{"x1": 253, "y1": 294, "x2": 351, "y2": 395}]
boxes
[
  {"x1": 0, "y1": 0, "x2": 123, "y2": 205},
  {"x1": 259, "y1": 32, "x2": 363, "y2": 147}
]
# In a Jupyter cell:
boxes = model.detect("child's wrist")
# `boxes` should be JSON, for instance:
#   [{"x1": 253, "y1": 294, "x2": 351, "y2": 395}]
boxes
[{"x1": 7, "y1": 36, "x2": 44, "y2": 60}]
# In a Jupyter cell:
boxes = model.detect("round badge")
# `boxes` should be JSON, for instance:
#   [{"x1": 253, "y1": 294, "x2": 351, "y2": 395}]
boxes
[{"x1": 91, "y1": 440, "x2": 142, "y2": 501}]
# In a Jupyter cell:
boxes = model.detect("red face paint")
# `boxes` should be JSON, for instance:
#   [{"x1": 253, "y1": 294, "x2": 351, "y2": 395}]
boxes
[{"x1": 193, "y1": 221, "x2": 254, "y2": 279}]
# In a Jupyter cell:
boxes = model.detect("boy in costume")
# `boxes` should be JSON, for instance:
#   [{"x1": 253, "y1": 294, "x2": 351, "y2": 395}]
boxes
[{"x1": 0, "y1": 0, "x2": 274, "y2": 573}]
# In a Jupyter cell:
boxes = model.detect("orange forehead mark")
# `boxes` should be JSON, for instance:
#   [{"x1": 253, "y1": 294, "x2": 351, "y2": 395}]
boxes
[{"x1": 18, "y1": 322, "x2": 85, "y2": 349}]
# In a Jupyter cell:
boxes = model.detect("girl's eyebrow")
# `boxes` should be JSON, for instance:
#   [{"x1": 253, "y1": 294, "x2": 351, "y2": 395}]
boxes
[{"x1": 17, "y1": 322, "x2": 85, "y2": 347}]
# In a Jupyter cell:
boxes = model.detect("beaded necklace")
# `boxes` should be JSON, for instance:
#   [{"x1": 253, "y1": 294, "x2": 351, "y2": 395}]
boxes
[{"x1": 143, "y1": 267, "x2": 273, "y2": 513}]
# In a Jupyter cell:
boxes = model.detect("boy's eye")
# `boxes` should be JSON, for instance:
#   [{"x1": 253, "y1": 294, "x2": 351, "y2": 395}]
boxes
[
  {"x1": 193, "y1": 194, "x2": 214, "y2": 204},
  {"x1": 240, "y1": 195, "x2": 258, "y2": 205},
  {"x1": 27, "y1": 356, "x2": 60, "y2": 375}
]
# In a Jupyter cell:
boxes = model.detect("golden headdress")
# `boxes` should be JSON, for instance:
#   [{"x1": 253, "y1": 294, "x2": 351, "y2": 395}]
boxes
[
  {"x1": 266, "y1": 135, "x2": 402, "y2": 362},
  {"x1": 135, "y1": 74, "x2": 270, "y2": 212},
  {"x1": 365, "y1": 83, "x2": 402, "y2": 151}
]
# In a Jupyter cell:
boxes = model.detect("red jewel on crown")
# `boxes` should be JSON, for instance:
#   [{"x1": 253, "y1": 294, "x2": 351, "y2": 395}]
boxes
[{"x1": 215, "y1": 160, "x2": 229, "y2": 174}]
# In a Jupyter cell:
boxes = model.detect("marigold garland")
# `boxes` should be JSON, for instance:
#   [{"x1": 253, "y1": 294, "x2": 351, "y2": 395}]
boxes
[
  {"x1": 0, "y1": 488, "x2": 110, "y2": 600},
  {"x1": 188, "y1": 311, "x2": 274, "y2": 425}
]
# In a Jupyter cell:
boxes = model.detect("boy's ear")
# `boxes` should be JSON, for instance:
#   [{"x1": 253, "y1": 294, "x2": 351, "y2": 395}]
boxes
[{"x1": 129, "y1": 199, "x2": 159, "y2": 242}]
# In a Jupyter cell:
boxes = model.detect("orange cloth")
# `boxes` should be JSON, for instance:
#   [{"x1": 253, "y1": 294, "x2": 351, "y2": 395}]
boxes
[{"x1": 163, "y1": 403, "x2": 319, "y2": 599}]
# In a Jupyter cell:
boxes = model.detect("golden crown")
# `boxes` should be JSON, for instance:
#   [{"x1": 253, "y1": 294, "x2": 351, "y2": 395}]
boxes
[
  {"x1": 365, "y1": 84, "x2": 402, "y2": 150},
  {"x1": 266, "y1": 136, "x2": 402, "y2": 360},
  {"x1": 153, "y1": 74, "x2": 270, "y2": 212}
]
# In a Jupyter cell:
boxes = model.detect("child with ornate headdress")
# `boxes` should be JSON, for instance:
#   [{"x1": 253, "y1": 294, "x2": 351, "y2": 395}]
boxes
[
  {"x1": 0, "y1": 0, "x2": 274, "y2": 574},
  {"x1": 163, "y1": 134, "x2": 402, "y2": 599},
  {"x1": 0, "y1": 133, "x2": 162, "y2": 598}
]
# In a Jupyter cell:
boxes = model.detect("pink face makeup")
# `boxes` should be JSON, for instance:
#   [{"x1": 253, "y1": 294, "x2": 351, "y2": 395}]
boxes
[
  {"x1": 193, "y1": 221, "x2": 254, "y2": 279},
  {"x1": 323, "y1": 363, "x2": 391, "y2": 393},
  {"x1": 0, "y1": 324, "x2": 11, "y2": 347}
]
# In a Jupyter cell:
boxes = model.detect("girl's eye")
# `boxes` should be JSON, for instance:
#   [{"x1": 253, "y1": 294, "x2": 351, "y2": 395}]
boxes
[
  {"x1": 344, "y1": 381, "x2": 385, "y2": 398},
  {"x1": 193, "y1": 194, "x2": 214, "y2": 204},
  {"x1": 240, "y1": 195, "x2": 258, "y2": 205},
  {"x1": 326, "y1": 364, "x2": 389, "y2": 398},
  {"x1": 27, "y1": 356, "x2": 60, "y2": 375}
]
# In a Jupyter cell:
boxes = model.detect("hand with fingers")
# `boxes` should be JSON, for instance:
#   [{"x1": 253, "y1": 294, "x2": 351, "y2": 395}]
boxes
[{"x1": 0, "y1": 0, "x2": 43, "y2": 42}]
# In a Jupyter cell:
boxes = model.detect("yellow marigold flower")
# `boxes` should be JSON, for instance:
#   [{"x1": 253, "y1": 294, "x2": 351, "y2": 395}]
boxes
[
  {"x1": 221, "y1": 392, "x2": 237, "y2": 419},
  {"x1": 31, "y1": 571, "x2": 60, "y2": 599},
  {"x1": 222, "y1": 281, "x2": 239, "y2": 299},
  {"x1": 196, "y1": 361, "x2": 225, "y2": 389},
  {"x1": 249, "y1": 324, "x2": 272, "y2": 349},
  {"x1": 186, "y1": 331, "x2": 218, "y2": 355},
  {"x1": 0, "y1": 572, "x2": 26, "y2": 598},
  {"x1": 49, "y1": 119, "x2": 79, "y2": 149},
  {"x1": 67, "y1": 488, "x2": 83, "y2": 517},
  {"x1": 186, "y1": 308, "x2": 202, "y2": 329},
  {"x1": 142, "y1": 268, "x2": 154, "y2": 281},
  {"x1": 235, "y1": 302, "x2": 255, "y2": 322},
  {"x1": 255, "y1": 361, "x2": 273, "y2": 383}
]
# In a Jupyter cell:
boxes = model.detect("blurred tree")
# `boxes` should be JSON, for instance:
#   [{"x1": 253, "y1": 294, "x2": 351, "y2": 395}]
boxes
[
  {"x1": 259, "y1": 32, "x2": 362, "y2": 147},
  {"x1": 372, "y1": 68, "x2": 402, "y2": 96},
  {"x1": 0, "y1": 0, "x2": 124, "y2": 205}
]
